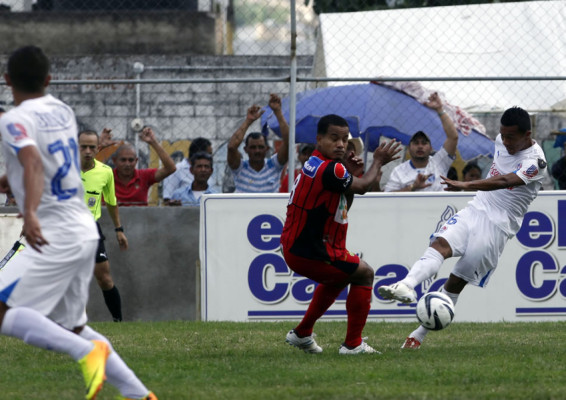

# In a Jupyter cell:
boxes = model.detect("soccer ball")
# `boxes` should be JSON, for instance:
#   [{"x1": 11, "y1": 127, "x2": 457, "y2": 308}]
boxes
[{"x1": 416, "y1": 291, "x2": 455, "y2": 331}]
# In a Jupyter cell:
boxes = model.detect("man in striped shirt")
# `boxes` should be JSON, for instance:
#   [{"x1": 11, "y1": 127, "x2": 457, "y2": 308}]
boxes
[{"x1": 227, "y1": 94, "x2": 289, "y2": 192}]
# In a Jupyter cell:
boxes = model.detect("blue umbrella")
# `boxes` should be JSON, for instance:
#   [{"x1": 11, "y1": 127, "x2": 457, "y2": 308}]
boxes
[{"x1": 261, "y1": 83, "x2": 494, "y2": 161}]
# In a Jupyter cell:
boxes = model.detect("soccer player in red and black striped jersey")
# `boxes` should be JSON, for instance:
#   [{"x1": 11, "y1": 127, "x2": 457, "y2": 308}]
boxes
[{"x1": 282, "y1": 114, "x2": 401, "y2": 355}]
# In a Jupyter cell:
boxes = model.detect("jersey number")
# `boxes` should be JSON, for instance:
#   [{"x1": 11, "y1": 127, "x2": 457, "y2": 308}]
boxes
[
  {"x1": 288, "y1": 174, "x2": 301, "y2": 205},
  {"x1": 48, "y1": 138, "x2": 79, "y2": 200}
]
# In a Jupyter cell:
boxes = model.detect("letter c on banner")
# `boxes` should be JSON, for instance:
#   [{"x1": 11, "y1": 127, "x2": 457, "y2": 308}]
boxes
[
  {"x1": 516, "y1": 250, "x2": 558, "y2": 300},
  {"x1": 248, "y1": 253, "x2": 290, "y2": 303}
]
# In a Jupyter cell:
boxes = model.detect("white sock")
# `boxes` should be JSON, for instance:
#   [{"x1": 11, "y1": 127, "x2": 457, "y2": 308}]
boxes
[
  {"x1": 80, "y1": 326, "x2": 150, "y2": 399},
  {"x1": 440, "y1": 286, "x2": 460, "y2": 306},
  {"x1": 402, "y1": 247, "x2": 445, "y2": 289},
  {"x1": 409, "y1": 286, "x2": 460, "y2": 344},
  {"x1": 408, "y1": 325, "x2": 429, "y2": 343},
  {"x1": 1, "y1": 307, "x2": 92, "y2": 360}
]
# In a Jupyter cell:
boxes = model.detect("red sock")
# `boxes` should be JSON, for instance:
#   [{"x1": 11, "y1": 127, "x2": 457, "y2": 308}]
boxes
[
  {"x1": 344, "y1": 285, "x2": 372, "y2": 348},
  {"x1": 295, "y1": 284, "x2": 343, "y2": 337}
]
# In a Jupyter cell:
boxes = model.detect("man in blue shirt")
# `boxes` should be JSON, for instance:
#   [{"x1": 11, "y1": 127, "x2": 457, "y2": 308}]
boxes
[{"x1": 169, "y1": 152, "x2": 217, "y2": 206}]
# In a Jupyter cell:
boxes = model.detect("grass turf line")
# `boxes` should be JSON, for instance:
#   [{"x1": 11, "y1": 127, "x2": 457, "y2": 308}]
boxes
[{"x1": 0, "y1": 321, "x2": 565, "y2": 399}]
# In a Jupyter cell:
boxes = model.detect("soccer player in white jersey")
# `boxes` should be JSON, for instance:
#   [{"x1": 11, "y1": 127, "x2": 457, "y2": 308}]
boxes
[
  {"x1": 0, "y1": 46, "x2": 157, "y2": 400},
  {"x1": 384, "y1": 92, "x2": 458, "y2": 192},
  {"x1": 378, "y1": 106, "x2": 547, "y2": 349}
]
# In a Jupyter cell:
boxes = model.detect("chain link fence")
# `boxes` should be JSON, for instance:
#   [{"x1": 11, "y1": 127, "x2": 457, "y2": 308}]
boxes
[{"x1": 0, "y1": 0, "x2": 564, "y2": 204}]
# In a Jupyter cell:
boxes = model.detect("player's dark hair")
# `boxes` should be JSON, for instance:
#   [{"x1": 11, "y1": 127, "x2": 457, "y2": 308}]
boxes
[
  {"x1": 318, "y1": 114, "x2": 348, "y2": 135},
  {"x1": 7, "y1": 46, "x2": 50, "y2": 93},
  {"x1": 190, "y1": 151, "x2": 213, "y2": 168},
  {"x1": 501, "y1": 106, "x2": 531, "y2": 133},
  {"x1": 244, "y1": 132, "x2": 266, "y2": 147},
  {"x1": 188, "y1": 137, "x2": 212, "y2": 158}
]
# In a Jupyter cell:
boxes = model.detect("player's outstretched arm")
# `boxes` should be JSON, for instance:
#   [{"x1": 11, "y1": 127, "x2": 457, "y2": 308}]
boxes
[{"x1": 441, "y1": 172, "x2": 524, "y2": 192}]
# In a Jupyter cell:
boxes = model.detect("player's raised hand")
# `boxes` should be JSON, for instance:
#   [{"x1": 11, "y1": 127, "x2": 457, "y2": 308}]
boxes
[
  {"x1": 373, "y1": 139, "x2": 401, "y2": 165},
  {"x1": 343, "y1": 151, "x2": 365, "y2": 177}
]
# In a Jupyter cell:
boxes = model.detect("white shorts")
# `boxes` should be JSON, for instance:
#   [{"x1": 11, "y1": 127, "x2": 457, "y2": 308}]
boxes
[
  {"x1": 0, "y1": 238, "x2": 98, "y2": 330},
  {"x1": 432, "y1": 206, "x2": 510, "y2": 287}
]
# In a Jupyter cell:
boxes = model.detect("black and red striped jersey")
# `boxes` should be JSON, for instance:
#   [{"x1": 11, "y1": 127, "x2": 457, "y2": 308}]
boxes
[{"x1": 280, "y1": 149, "x2": 353, "y2": 261}]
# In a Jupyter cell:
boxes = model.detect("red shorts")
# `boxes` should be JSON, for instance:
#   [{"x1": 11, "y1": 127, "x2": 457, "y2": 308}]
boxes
[{"x1": 282, "y1": 247, "x2": 360, "y2": 286}]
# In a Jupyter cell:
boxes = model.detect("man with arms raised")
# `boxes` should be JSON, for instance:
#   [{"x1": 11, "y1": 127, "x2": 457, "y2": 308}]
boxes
[
  {"x1": 227, "y1": 93, "x2": 289, "y2": 192},
  {"x1": 282, "y1": 114, "x2": 401, "y2": 354},
  {"x1": 384, "y1": 92, "x2": 458, "y2": 192},
  {"x1": 113, "y1": 126, "x2": 176, "y2": 206},
  {"x1": 379, "y1": 107, "x2": 546, "y2": 349}
]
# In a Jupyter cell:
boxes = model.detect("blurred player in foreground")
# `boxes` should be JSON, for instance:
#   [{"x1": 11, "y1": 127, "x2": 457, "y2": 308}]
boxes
[
  {"x1": 0, "y1": 46, "x2": 157, "y2": 400},
  {"x1": 378, "y1": 107, "x2": 547, "y2": 349},
  {"x1": 281, "y1": 114, "x2": 401, "y2": 354}
]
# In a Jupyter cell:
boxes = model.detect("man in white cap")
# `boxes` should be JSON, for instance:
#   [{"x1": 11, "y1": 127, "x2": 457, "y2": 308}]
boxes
[{"x1": 383, "y1": 92, "x2": 458, "y2": 192}]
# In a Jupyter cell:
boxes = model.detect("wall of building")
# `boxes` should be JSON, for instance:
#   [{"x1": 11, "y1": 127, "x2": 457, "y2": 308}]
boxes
[{"x1": 0, "y1": 11, "x2": 217, "y2": 55}]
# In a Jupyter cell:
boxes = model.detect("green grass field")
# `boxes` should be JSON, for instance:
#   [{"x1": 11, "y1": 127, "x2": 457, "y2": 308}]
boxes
[{"x1": 1, "y1": 320, "x2": 565, "y2": 400}]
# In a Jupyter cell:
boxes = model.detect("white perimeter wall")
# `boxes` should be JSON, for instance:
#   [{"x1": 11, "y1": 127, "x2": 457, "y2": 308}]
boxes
[{"x1": 200, "y1": 191, "x2": 566, "y2": 323}]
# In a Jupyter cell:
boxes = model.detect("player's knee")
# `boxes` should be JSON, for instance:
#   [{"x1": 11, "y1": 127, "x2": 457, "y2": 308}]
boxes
[{"x1": 357, "y1": 261, "x2": 375, "y2": 285}]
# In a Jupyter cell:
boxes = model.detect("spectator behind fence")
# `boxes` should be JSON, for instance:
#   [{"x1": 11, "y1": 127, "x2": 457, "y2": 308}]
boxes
[
  {"x1": 462, "y1": 162, "x2": 483, "y2": 182},
  {"x1": 168, "y1": 152, "x2": 217, "y2": 206},
  {"x1": 384, "y1": 92, "x2": 458, "y2": 192},
  {"x1": 279, "y1": 143, "x2": 315, "y2": 193},
  {"x1": 444, "y1": 162, "x2": 483, "y2": 192},
  {"x1": 113, "y1": 126, "x2": 176, "y2": 206},
  {"x1": 227, "y1": 93, "x2": 290, "y2": 192},
  {"x1": 162, "y1": 137, "x2": 219, "y2": 204}
]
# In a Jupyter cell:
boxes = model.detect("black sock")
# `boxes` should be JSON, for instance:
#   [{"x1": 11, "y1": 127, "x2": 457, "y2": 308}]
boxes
[{"x1": 102, "y1": 285, "x2": 122, "y2": 322}]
